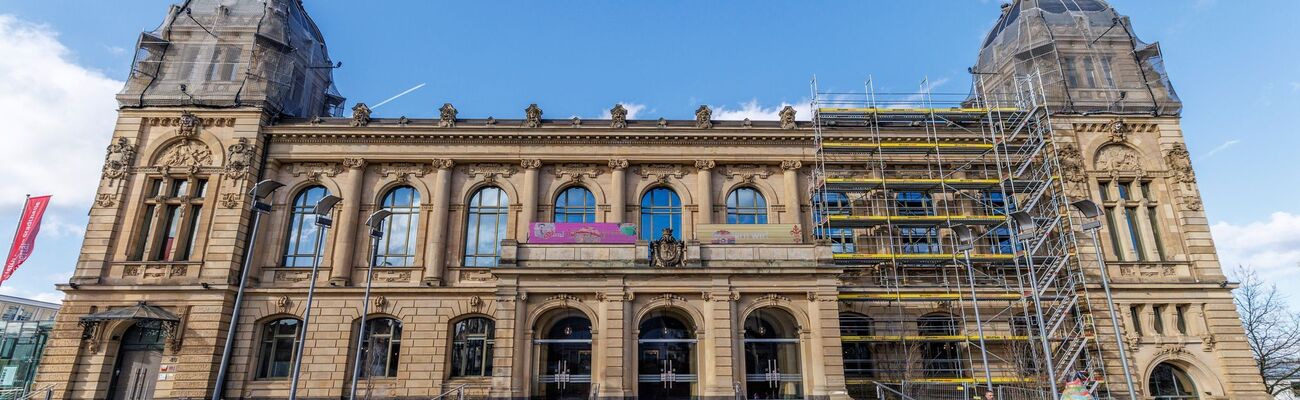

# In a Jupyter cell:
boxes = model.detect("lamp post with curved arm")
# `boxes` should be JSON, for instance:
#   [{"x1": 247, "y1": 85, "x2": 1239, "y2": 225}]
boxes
[{"x1": 349, "y1": 209, "x2": 392, "y2": 400}]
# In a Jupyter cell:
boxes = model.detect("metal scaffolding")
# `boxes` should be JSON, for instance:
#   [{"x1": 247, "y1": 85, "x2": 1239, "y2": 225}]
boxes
[{"x1": 812, "y1": 72, "x2": 1119, "y2": 399}]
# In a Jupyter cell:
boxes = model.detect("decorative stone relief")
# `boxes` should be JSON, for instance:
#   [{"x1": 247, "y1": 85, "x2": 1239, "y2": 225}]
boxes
[
  {"x1": 380, "y1": 162, "x2": 433, "y2": 183},
  {"x1": 520, "y1": 159, "x2": 542, "y2": 170},
  {"x1": 219, "y1": 193, "x2": 241, "y2": 208},
  {"x1": 1202, "y1": 334, "x2": 1217, "y2": 351},
  {"x1": 157, "y1": 140, "x2": 214, "y2": 170},
  {"x1": 1056, "y1": 143, "x2": 1087, "y2": 197},
  {"x1": 397, "y1": 116, "x2": 410, "y2": 126},
  {"x1": 350, "y1": 103, "x2": 371, "y2": 127},
  {"x1": 102, "y1": 137, "x2": 137, "y2": 179},
  {"x1": 276, "y1": 295, "x2": 292, "y2": 312},
  {"x1": 373, "y1": 295, "x2": 388, "y2": 311},
  {"x1": 780, "y1": 160, "x2": 802, "y2": 171},
  {"x1": 95, "y1": 194, "x2": 118, "y2": 208},
  {"x1": 1094, "y1": 144, "x2": 1144, "y2": 177},
  {"x1": 469, "y1": 296, "x2": 483, "y2": 311},
  {"x1": 758, "y1": 293, "x2": 792, "y2": 305},
  {"x1": 694, "y1": 159, "x2": 715, "y2": 170},
  {"x1": 552, "y1": 163, "x2": 602, "y2": 182},
  {"x1": 649, "y1": 228, "x2": 686, "y2": 268},
  {"x1": 1164, "y1": 143, "x2": 1196, "y2": 184},
  {"x1": 485, "y1": 117, "x2": 497, "y2": 126},
  {"x1": 610, "y1": 104, "x2": 628, "y2": 129},
  {"x1": 635, "y1": 164, "x2": 686, "y2": 181},
  {"x1": 524, "y1": 103, "x2": 543, "y2": 128},
  {"x1": 288, "y1": 162, "x2": 344, "y2": 181},
  {"x1": 742, "y1": 118, "x2": 753, "y2": 128},
  {"x1": 273, "y1": 270, "x2": 310, "y2": 283},
  {"x1": 657, "y1": 118, "x2": 667, "y2": 128},
  {"x1": 546, "y1": 294, "x2": 581, "y2": 305},
  {"x1": 608, "y1": 159, "x2": 628, "y2": 170},
  {"x1": 463, "y1": 163, "x2": 518, "y2": 179},
  {"x1": 570, "y1": 117, "x2": 581, "y2": 127},
  {"x1": 780, "y1": 106, "x2": 797, "y2": 129},
  {"x1": 694, "y1": 105, "x2": 713, "y2": 129},
  {"x1": 721, "y1": 164, "x2": 773, "y2": 182},
  {"x1": 433, "y1": 158, "x2": 455, "y2": 170},
  {"x1": 342, "y1": 157, "x2": 365, "y2": 169},
  {"x1": 439, "y1": 103, "x2": 458, "y2": 128},
  {"x1": 1106, "y1": 118, "x2": 1131, "y2": 143},
  {"x1": 461, "y1": 269, "x2": 495, "y2": 282},
  {"x1": 223, "y1": 138, "x2": 256, "y2": 180},
  {"x1": 177, "y1": 112, "x2": 200, "y2": 139},
  {"x1": 652, "y1": 294, "x2": 687, "y2": 305}
]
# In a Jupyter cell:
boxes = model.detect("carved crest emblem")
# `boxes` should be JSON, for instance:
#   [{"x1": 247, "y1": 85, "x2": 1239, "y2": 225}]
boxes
[
  {"x1": 177, "y1": 112, "x2": 200, "y2": 138},
  {"x1": 439, "y1": 103, "x2": 458, "y2": 128},
  {"x1": 350, "y1": 103, "x2": 371, "y2": 127},
  {"x1": 779, "y1": 105, "x2": 797, "y2": 129},
  {"x1": 649, "y1": 228, "x2": 686, "y2": 268},
  {"x1": 694, "y1": 105, "x2": 713, "y2": 129},
  {"x1": 524, "y1": 103, "x2": 543, "y2": 128},
  {"x1": 610, "y1": 104, "x2": 628, "y2": 129}
]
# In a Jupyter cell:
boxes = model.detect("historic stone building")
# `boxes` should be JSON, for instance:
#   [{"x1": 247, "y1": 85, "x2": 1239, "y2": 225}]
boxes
[{"x1": 33, "y1": 0, "x2": 1267, "y2": 399}]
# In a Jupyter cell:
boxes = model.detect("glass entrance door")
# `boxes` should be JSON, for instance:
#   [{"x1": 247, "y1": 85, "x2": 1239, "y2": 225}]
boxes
[
  {"x1": 743, "y1": 308, "x2": 803, "y2": 399},
  {"x1": 637, "y1": 313, "x2": 697, "y2": 399},
  {"x1": 535, "y1": 316, "x2": 593, "y2": 400}
]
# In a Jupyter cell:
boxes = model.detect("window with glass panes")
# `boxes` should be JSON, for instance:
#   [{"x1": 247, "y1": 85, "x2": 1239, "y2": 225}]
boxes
[
  {"x1": 374, "y1": 186, "x2": 420, "y2": 267},
  {"x1": 450, "y1": 317, "x2": 495, "y2": 377},
  {"x1": 131, "y1": 176, "x2": 209, "y2": 261},
  {"x1": 894, "y1": 191, "x2": 931, "y2": 216},
  {"x1": 813, "y1": 192, "x2": 856, "y2": 253},
  {"x1": 359, "y1": 317, "x2": 402, "y2": 378},
  {"x1": 282, "y1": 186, "x2": 328, "y2": 267},
  {"x1": 725, "y1": 187, "x2": 767, "y2": 224},
  {"x1": 640, "y1": 188, "x2": 681, "y2": 240},
  {"x1": 554, "y1": 186, "x2": 596, "y2": 223},
  {"x1": 464, "y1": 187, "x2": 510, "y2": 267},
  {"x1": 1098, "y1": 180, "x2": 1164, "y2": 261},
  {"x1": 256, "y1": 318, "x2": 300, "y2": 379}
]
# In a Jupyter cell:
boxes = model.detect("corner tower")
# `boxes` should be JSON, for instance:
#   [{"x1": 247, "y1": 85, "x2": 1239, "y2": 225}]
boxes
[
  {"x1": 117, "y1": 0, "x2": 344, "y2": 118},
  {"x1": 973, "y1": 0, "x2": 1180, "y2": 115}
]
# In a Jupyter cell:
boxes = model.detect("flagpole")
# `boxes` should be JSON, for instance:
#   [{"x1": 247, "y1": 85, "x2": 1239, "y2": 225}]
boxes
[{"x1": 1, "y1": 194, "x2": 31, "y2": 289}]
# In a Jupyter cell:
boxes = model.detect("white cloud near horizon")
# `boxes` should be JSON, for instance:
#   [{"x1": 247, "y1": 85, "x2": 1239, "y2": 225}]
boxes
[
  {"x1": 1212, "y1": 212, "x2": 1300, "y2": 306},
  {"x1": 0, "y1": 15, "x2": 123, "y2": 209},
  {"x1": 712, "y1": 99, "x2": 811, "y2": 121},
  {"x1": 598, "y1": 102, "x2": 647, "y2": 120}
]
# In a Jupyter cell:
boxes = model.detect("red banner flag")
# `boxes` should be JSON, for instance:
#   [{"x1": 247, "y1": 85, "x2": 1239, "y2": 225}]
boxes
[{"x1": 3, "y1": 195, "x2": 51, "y2": 285}]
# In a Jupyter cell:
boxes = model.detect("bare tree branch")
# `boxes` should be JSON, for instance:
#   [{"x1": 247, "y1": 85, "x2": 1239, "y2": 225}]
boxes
[{"x1": 1232, "y1": 265, "x2": 1300, "y2": 396}]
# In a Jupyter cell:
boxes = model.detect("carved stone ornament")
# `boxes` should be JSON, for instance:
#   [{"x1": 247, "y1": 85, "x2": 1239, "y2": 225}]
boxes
[
  {"x1": 433, "y1": 158, "x2": 455, "y2": 170},
  {"x1": 780, "y1": 160, "x2": 802, "y2": 171},
  {"x1": 524, "y1": 103, "x2": 543, "y2": 128},
  {"x1": 397, "y1": 116, "x2": 410, "y2": 126},
  {"x1": 649, "y1": 228, "x2": 686, "y2": 268},
  {"x1": 342, "y1": 157, "x2": 365, "y2": 169},
  {"x1": 1056, "y1": 143, "x2": 1088, "y2": 197},
  {"x1": 742, "y1": 118, "x2": 753, "y2": 128},
  {"x1": 439, "y1": 103, "x2": 458, "y2": 128},
  {"x1": 520, "y1": 159, "x2": 542, "y2": 170},
  {"x1": 608, "y1": 159, "x2": 629, "y2": 170},
  {"x1": 463, "y1": 163, "x2": 518, "y2": 179},
  {"x1": 1094, "y1": 144, "x2": 1144, "y2": 176},
  {"x1": 636, "y1": 164, "x2": 686, "y2": 182},
  {"x1": 610, "y1": 104, "x2": 628, "y2": 129},
  {"x1": 694, "y1": 105, "x2": 713, "y2": 129},
  {"x1": 552, "y1": 163, "x2": 602, "y2": 182},
  {"x1": 721, "y1": 164, "x2": 773, "y2": 182},
  {"x1": 571, "y1": 117, "x2": 581, "y2": 127},
  {"x1": 102, "y1": 137, "x2": 137, "y2": 179},
  {"x1": 373, "y1": 295, "x2": 388, "y2": 311},
  {"x1": 276, "y1": 295, "x2": 292, "y2": 311},
  {"x1": 177, "y1": 112, "x2": 200, "y2": 139},
  {"x1": 1107, "y1": 118, "x2": 1130, "y2": 143},
  {"x1": 658, "y1": 118, "x2": 667, "y2": 128},
  {"x1": 350, "y1": 103, "x2": 371, "y2": 127},
  {"x1": 380, "y1": 162, "x2": 433, "y2": 183},
  {"x1": 469, "y1": 295, "x2": 483, "y2": 311},
  {"x1": 694, "y1": 160, "x2": 715, "y2": 170},
  {"x1": 223, "y1": 138, "x2": 257, "y2": 180},
  {"x1": 1164, "y1": 143, "x2": 1196, "y2": 184},
  {"x1": 779, "y1": 105, "x2": 797, "y2": 129},
  {"x1": 157, "y1": 140, "x2": 214, "y2": 170},
  {"x1": 1202, "y1": 334, "x2": 1217, "y2": 351},
  {"x1": 96, "y1": 194, "x2": 118, "y2": 208}
]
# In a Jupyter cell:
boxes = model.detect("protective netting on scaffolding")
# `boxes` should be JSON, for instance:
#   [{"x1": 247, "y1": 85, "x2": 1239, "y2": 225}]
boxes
[{"x1": 117, "y1": 0, "x2": 344, "y2": 118}]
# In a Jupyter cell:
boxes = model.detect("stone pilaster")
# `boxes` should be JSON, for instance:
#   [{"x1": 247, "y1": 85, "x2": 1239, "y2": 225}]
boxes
[
  {"x1": 329, "y1": 157, "x2": 365, "y2": 285},
  {"x1": 424, "y1": 158, "x2": 454, "y2": 286}
]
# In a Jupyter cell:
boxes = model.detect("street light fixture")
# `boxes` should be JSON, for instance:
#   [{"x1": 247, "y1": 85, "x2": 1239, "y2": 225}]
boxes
[
  {"x1": 951, "y1": 224, "x2": 994, "y2": 394},
  {"x1": 289, "y1": 194, "x2": 342, "y2": 400},
  {"x1": 213, "y1": 179, "x2": 284, "y2": 400},
  {"x1": 1070, "y1": 199, "x2": 1139, "y2": 400},
  {"x1": 349, "y1": 209, "x2": 392, "y2": 400}
]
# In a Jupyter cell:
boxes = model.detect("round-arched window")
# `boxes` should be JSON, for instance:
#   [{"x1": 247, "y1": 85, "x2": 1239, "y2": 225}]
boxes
[{"x1": 1149, "y1": 363, "x2": 1198, "y2": 399}]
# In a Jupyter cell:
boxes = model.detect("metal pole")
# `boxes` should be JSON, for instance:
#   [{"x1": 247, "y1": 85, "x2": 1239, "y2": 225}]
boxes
[
  {"x1": 348, "y1": 235, "x2": 380, "y2": 400},
  {"x1": 211, "y1": 198, "x2": 267, "y2": 400},
  {"x1": 1088, "y1": 228, "x2": 1139, "y2": 399},
  {"x1": 288, "y1": 221, "x2": 329, "y2": 399},
  {"x1": 963, "y1": 249, "x2": 996, "y2": 393}
]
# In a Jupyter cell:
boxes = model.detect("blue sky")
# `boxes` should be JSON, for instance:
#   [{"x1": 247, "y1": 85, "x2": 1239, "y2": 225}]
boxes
[{"x1": 0, "y1": 0, "x2": 1297, "y2": 305}]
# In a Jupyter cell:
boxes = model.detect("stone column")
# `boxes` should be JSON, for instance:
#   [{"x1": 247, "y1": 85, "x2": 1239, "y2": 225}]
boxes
[
  {"x1": 1134, "y1": 199, "x2": 1162, "y2": 261},
  {"x1": 695, "y1": 160, "x2": 715, "y2": 225},
  {"x1": 329, "y1": 157, "x2": 365, "y2": 286},
  {"x1": 519, "y1": 159, "x2": 541, "y2": 241},
  {"x1": 609, "y1": 159, "x2": 628, "y2": 223},
  {"x1": 423, "y1": 159, "x2": 454, "y2": 286},
  {"x1": 782, "y1": 160, "x2": 803, "y2": 228}
]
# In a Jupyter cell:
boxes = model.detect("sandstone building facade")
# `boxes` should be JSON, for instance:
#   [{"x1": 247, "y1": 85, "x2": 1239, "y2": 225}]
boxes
[{"x1": 34, "y1": 0, "x2": 1268, "y2": 399}]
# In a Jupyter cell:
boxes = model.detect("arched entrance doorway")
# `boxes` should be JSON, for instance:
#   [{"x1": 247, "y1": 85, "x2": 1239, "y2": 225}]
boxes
[
  {"x1": 743, "y1": 307, "x2": 802, "y2": 399},
  {"x1": 1149, "y1": 362, "x2": 1199, "y2": 399},
  {"x1": 637, "y1": 309, "x2": 696, "y2": 399},
  {"x1": 108, "y1": 321, "x2": 166, "y2": 400},
  {"x1": 535, "y1": 312, "x2": 593, "y2": 400}
]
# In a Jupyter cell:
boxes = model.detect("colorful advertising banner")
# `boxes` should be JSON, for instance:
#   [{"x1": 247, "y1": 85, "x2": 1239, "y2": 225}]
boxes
[
  {"x1": 528, "y1": 222, "x2": 639, "y2": 244},
  {"x1": 3, "y1": 195, "x2": 51, "y2": 285},
  {"x1": 698, "y1": 224, "x2": 802, "y2": 244}
]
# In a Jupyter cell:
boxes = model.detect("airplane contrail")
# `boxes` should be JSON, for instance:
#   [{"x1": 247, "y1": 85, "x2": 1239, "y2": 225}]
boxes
[{"x1": 371, "y1": 83, "x2": 426, "y2": 109}]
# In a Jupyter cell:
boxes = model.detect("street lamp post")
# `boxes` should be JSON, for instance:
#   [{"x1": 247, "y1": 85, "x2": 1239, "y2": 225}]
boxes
[
  {"x1": 952, "y1": 225, "x2": 995, "y2": 394},
  {"x1": 1009, "y1": 210, "x2": 1060, "y2": 398},
  {"x1": 288, "y1": 194, "x2": 342, "y2": 400},
  {"x1": 212, "y1": 179, "x2": 284, "y2": 400},
  {"x1": 349, "y1": 210, "x2": 392, "y2": 400},
  {"x1": 1070, "y1": 199, "x2": 1139, "y2": 400}
]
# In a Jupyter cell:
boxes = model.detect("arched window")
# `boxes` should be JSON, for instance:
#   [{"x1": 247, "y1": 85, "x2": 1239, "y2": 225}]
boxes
[
  {"x1": 918, "y1": 313, "x2": 962, "y2": 377},
  {"x1": 1149, "y1": 363, "x2": 1199, "y2": 399},
  {"x1": 256, "y1": 318, "x2": 301, "y2": 379},
  {"x1": 375, "y1": 186, "x2": 420, "y2": 267},
  {"x1": 450, "y1": 317, "x2": 495, "y2": 377},
  {"x1": 464, "y1": 186, "x2": 509, "y2": 267},
  {"x1": 895, "y1": 191, "x2": 932, "y2": 216},
  {"x1": 743, "y1": 308, "x2": 802, "y2": 398},
  {"x1": 554, "y1": 186, "x2": 596, "y2": 223},
  {"x1": 640, "y1": 187, "x2": 681, "y2": 241},
  {"x1": 813, "y1": 192, "x2": 855, "y2": 253},
  {"x1": 359, "y1": 317, "x2": 402, "y2": 378},
  {"x1": 840, "y1": 313, "x2": 875, "y2": 379},
  {"x1": 638, "y1": 311, "x2": 696, "y2": 398},
  {"x1": 283, "y1": 186, "x2": 328, "y2": 267},
  {"x1": 726, "y1": 187, "x2": 768, "y2": 224}
]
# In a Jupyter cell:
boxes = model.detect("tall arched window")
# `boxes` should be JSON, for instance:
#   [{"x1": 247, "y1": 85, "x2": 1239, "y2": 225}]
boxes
[
  {"x1": 726, "y1": 187, "x2": 768, "y2": 224},
  {"x1": 640, "y1": 187, "x2": 682, "y2": 240},
  {"x1": 840, "y1": 313, "x2": 875, "y2": 380},
  {"x1": 256, "y1": 318, "x2": 301, "y2": 379},
  {"x1": 450, "y1": 317, "x2": 496, "y2": 377},
  {"x1": 554, "y1": 186, "x2": 596, "y2": 223},
  {"x1": 358, "y1": 317, "x2": 403, "y2": 378},
  {"x1": 1149, "y1": 363, "x2": 1199, "y2": 399},
  {"x1": 918, "y1": 313, "x2": 962, "y2": 377},
  {"x1": 464, "y1": 186, "x2": 509, "y2": 267},
  {"x1": 283, "y1": 186, "x2": 328, "y2": 267},
  {"x1": 375, "y1": 186, "x2": 420, "y2": 267},
  {"x1": 813, "y1": 191, "x2": 855, "y2": 253}
]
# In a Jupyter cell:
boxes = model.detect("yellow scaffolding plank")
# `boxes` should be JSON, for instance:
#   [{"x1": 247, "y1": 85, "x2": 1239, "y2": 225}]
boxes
[
  {"x1": 822, "y1": 142, "x2": 996, "y2": 150},
  {"x1": 824, "y1": 215, "x2": 1006, "y2": 227},
  {"x1": 841, "y1": 335, "x2": 1031, "y2": 342},
  {"x1": 846, "y1": 377, "x2": 1037, "y2": 385},
  {"x1": 837, "y1": 292, "x2": 1024, "y2": 301},
  {"x1": 833, "y1": 253, "x2": 1016, "y2": 261},
  {"x1": 818, "y1": 107, "x2": 1022, "y2": 114}
]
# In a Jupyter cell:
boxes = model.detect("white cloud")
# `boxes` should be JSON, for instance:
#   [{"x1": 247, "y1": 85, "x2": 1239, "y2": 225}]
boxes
[
  {"x1": 712, "y1": 99, "x2": 811, "y2": 121},
  {"x1": 598, "y1": 102, "x2": 647, "y2": 120},
  {"x1": 1198, "y1": 139, "x2": 1240, "y2": 160},
  {"x1": 0, "y1": 285, "x2": 63, "y2": 304},
  {"x1": 1212, "y1": 212, "x2": 1300, "y2": 300},
  {"x1": 0, "y1": 15, "x2": 123, "y2": 209}
]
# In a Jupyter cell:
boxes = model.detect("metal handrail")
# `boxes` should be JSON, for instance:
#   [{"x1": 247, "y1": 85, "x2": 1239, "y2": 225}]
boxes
[
  {"x1": 20, "y1": 384, "x2": 53, "y2": 400},
  {"x1": 430, "y1": 384, "x2": 465, "y2": 400}
]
